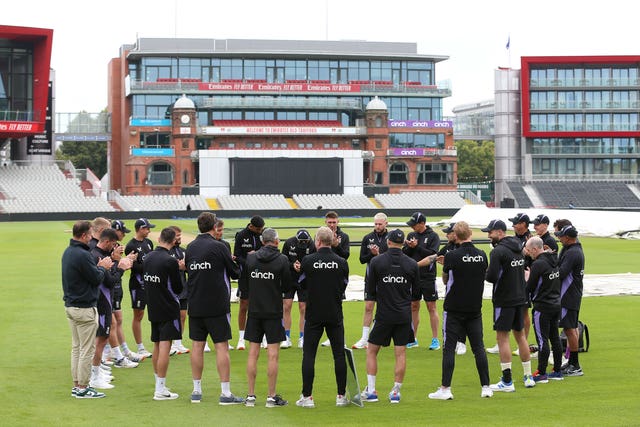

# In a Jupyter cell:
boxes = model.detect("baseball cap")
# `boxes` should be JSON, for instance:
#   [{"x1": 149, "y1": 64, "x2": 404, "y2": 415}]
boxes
[
  {"x1": 111, "y1": 220, "x2": 131, "y2": 234},
  {"x1": 533, "y1": 214, "x2": 550, "y2": 225},
  {"x1": 250, "y1": 215, "x2": 265, "y2": 228},
  {"x1": 296, "y1": 229, "x2": 311, "y2": 241},
  {"x1": 406, "y1": 212, "x2": 426, "y2": 227},
  {"x1": 554, "y1": 224, "x2": 578, "y2": 238},
  {"x1": 481, "y1": 219, "x2": 507, "y2": 232},
  {"x1": 134, "y1": 218, "x2": 156, "y2": 230},
  {"x1": 441, "y1": 222, "x2": 456, "y2": 233},
  {"x1": 508, "y1": 213, "x2": 530, "y2": 225},
  {"x1": 388, "y1": 228, "x2": 405, "y2": 244}
]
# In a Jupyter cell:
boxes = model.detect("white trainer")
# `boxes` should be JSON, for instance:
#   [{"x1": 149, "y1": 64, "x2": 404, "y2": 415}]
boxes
[
  {"x1": 352, "y1": 339, "x2": 368, "y2": 349},
  {"x1": 137, "y1": 348, "x2": 152, "y2": 359},
  {"x1": 236, "y1": 339, "x2": 245, "y2": 351},
  {"x1": 204, "y1": 342, "x2": 212, "y2": 352},
  {"x1": 125, "y1": 351, "x2": 146, "y2": 362},
  {"x1": 428, "y1": 387, "x2": 453, "y2": 400},
  {"x1": 456, "y1": 342, "x2": 467, "y2": 355},
  {"x1": 90, "y1": 377, "x2": 115, "y2": 390},
  {"x1": 296, "y1": 394, "x2": 315, "y2": 408},
  {"x1": 153, "y1": 388, "x2": 179, "y2": 401},
  {"x1": 173, "y1": 344, "x2": 190, "y2": 354},
  {"x1": 481, "y1": 386, "x2": 493, "y2": 398},
  {"x1": 261, "y1": 337, "x2": 268, "y2": 349},
  {"x1": 486, "y1": 344, "x2": 500, "y2": 354},
  {"x1": 336, "y1": 394, "x2": 349, "y2": 407},
  {"x1": 228, "y1": 343, "x2": 234, "y2": 351},
  {"x1": 490, "y1": 379, "x2": 515, "y2": 392},
  {"x1": 298, "y1": 337, "x2": 304, "y2": 348},
  {"x1": 114, "y1": 357, "x2": 139, "y2": 368},
  {"x1": 280, "y1": 338, "x2": 292, "y2": 349},
  {"x1": 321, "y1": 339, "x2": 331, "y2": 347}
]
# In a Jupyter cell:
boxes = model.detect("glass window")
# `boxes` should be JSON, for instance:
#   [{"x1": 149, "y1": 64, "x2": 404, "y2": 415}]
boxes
[
  {"x1": 148, "y1": 162, "x2": 173, "y2": 185},
  {"x1": 417, "y1": 163, "x2": 453, "y2": 184},
  {"x1": 389, "y1": 162, "x2": 408, "y2": 184}
]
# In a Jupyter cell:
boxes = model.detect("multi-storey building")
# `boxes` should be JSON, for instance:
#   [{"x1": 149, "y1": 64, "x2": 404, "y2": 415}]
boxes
[{"x1": 108, "y1": 38, "x2": 457, "y2": 196}]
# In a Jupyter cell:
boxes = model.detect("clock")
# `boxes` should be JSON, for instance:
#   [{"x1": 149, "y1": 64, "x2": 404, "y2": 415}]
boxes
[{"x1": 180, "y1": 114, "x2": 190, "y2": 124}]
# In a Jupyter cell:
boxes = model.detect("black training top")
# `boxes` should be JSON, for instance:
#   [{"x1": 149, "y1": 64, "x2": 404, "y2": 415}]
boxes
[
  {"x1": 443, "y1": 242, "x2": 488, "y2": 313},
  {"x1": 331, "y1": 227, "x2": 350, "y2": 260},
  {"x1": 90, "y1": 245, "x2": 125, "y2": 304},
  {"x1": 281, "y1": 236, "x2": 316, "y2": 282},
  {"x1": 558, "y1": 241, "x2": 585, "y2": 311},
  {"x1": 143, "y1": 247, "x2": 182, "y2": 322},
  {"x1": 299, "y1": 247, "x2": 349, "y2": 323},
  {"x1": 124, "y1": 237, "x2": 154, "y2": 289},
  {"x1": 539, "y1": 231, "x2": 559, "y2": 256},
  {"x1": 485, "y1": 236, "x2": 528, "y2": 307},
  {"x1": 234, "y1": 225, "x2": 263, "y2": 289},
  {"x1": 366, "y1": 247, "x2": 420, "y2": 324},
  {"x1": 403, "y1": 226, "x2": 440, "y2": 281},
  {"x1": 244, "y1": 245, "x2": 293, "y2": 319},
  {"x1": 168, "y1": 245, "x2": 188, "y2": 300},
  {"x1": 526, "y1": 252, "x2": 561, "y2": 313},
  {"x1": 186, "y1": 233, "x2": 240, "y2": 318},
  {"x1": 359, "y1": 229, "x2": 389, "y2": 265}
]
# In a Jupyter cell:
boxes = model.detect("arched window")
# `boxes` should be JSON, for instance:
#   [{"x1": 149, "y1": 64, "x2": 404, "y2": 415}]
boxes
[
  {"x1": 147, "y1": 162, "x2": 174, "y2": 185},
  {"x1": 134, "y1": 169, "x2": 139, "y2": 185},
  {"x1": 389, "y1": 162, "x2": 408, "y2": 184}
]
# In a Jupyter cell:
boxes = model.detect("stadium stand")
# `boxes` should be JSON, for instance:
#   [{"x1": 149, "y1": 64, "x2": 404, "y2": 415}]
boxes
[
  {"x1": 532, "y1": 181, "x2": 640, "y2": 209},
  {"x1": 504, "y1": 182, "x2": 534, "y2": 208},
  {"x1": 375, "y1": 191, "x2": 466, "y2": 209},
  {"x1": 217, "y1": 194, "x2": 292, "y2": 210},
  {"x1": 0, "y1": 164, "x2": 114, "y2": 213},
  {"x1": 293, "y1": 193, "x2": 376, "y2": 210},
  {"x1": 117, "y1": 194, "x2": 210, "y2": 211}
]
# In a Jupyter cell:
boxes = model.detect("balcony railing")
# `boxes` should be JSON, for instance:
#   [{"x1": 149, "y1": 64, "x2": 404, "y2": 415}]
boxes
[
  {"x1": 198, "y1": 96, "x2": 362, "y2": 110},
  {"x1": 0, "y1": 109, "x2": 40, "y2": 122},
  {"x1": 529, "y1": 123, "x2": 640, "y2": 132},
  {"x1": 530, "y1": 101, "x2": 640, "y2": 110},
  {"x1": 530, "y1": 78, "x2": 640, "y2": 88}
]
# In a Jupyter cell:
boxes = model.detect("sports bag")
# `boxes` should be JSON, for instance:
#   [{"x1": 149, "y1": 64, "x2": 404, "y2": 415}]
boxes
[{"x1": 560, "y1": 320, "x2": 589, "y2": 352}]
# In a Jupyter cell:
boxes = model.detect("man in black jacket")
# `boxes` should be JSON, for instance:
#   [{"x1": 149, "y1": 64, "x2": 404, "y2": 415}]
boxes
[
  {"x1": 296, "y1": 226, "x2": 350, "y2": 409},
  {"x1": 533, "y1": 214, "x2": 558, "y2": 254},
  {"x1": 482, "y1": 219, "x2": 535, "y2": 392},
  {"x1": 62, "y1": 220, "x2": 114, "y2": 399},
  {"x1": 243, "y1": 228, "x2": 292, "y2": 408},
  {"x1": 403, "y1": 212, "x2": 441, "y2": 350},
  {"x1": 524, "y1": 236, "x2": 564, "y2": 383},
  {"x1": 281, "y1": 229, "x2": 316, "y2": 349},
  {"x1": 186, "y1": 212, "x2": 243, "y2": 405},
  {"x1": 144, "y1": 227, "x2": 183, "y2": 400},
  {"x1": 362, "y1": 229, "x2": 420, "y2": 404},
  {"x1": 234, "y1": 215, "x2": 265, "y2": 350},
  {"x1": 429, "y1": 222, "x2": 492, "y2": 400}
]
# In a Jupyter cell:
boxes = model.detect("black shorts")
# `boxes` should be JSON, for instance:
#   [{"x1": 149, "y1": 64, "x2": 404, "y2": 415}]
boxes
[
  {"x1": 189, "y1": 314, "x2": 232, "y2": 343},
  {"x1": 283, "y1": 284, "x2": 306, "y2": 302},
  {"x1": 368, "y1": 320, "x2": 414, "y2": 347},
  {"x1": 130, "y1": 284, "x2": 146, "y2": 310},
  {"x1": 245, "y1": 317, "x2": 285, "y2": 344},
  {"x1": 112, "y1": 285, "x2": 123, "y2": 310},
  {"x1": 179, "y1": 298, "x2": 188, "y2": 311},
  {"x1": 559, "y1": 308, "x2": 579, "y2": 329},
  {"x1": 493, "y1": 305, "x2": 526, "y2": 332},
  {"x1": 419, "y1": 279, "x2": 438, "y2": 302},
  {"x1": 96, "y1": 294, "x2": 112, "y2": 337},
  {"x1": 151, "y1": 319, "x2": 182, "y2": 342}
]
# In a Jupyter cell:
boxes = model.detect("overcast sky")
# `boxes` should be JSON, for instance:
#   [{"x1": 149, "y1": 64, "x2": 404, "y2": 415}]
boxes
[{"x1": 5, "y1": 0, "x2": 638, "y2": 115}]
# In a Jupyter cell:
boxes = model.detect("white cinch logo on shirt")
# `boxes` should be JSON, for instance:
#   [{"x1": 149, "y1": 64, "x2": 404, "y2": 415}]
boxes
[
  {"x1": 548, "y1": 271, "x2": 560, "y2": 280},
  {"x1": 313, "y1": 260, "x2": 339, "y2": 269},
  {"x1": 144, "y1": 273, "x2": 160, "y2": 283},
  {"x1": 190, "y1": 261, "x2": 212, "y2": 270},
  {"x1": 462, "y1": 254, "x2": 484, "y2": 263},
  {"x1": 382, "y1": 275, "x2": 406, "y2": 284},
  {"x1": 250, "y1": 270, "x2": 275, "y2": 280},
  {"x1": 510, "y1": 259, "x2": 525, "y2": 267}
]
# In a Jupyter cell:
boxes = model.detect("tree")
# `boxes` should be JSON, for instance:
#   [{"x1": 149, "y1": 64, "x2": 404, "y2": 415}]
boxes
[
  {"x1": 455, "y1": 139, "x2": 495, "y2": 183},
  {"x1": 56, "y1": 141, "x2": 107, "y2": 178}
]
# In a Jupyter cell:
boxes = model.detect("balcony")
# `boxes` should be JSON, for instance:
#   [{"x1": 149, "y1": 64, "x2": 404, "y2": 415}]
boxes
[{"x1": 198, "y1": 96, "x2": 362, "y2": 111}]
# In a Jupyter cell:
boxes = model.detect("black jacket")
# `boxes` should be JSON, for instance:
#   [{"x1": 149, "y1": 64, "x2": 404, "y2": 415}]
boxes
[
  {"x1": 486, "y1": 236, "x2": 527, "y2": 307},
  {"x1": 144, "y1": 247, "x2": 183, "y2": 322},
  {"x1": 539, "y1": 231, "x2": 559, "y2": 255},
  {"x1": 186, "y1": 233, "x2": 240, "y2": 317},
  {"x1": 244, "y1": 245, "x2": 292, "y2": 319},
  {"x1": 403, "y1": 226, "x2": 440, "y2": 281},
  {"x1": 365, "y1": 247, "x2": 420, "y2": 324},
  {"x1": 558, "y1": 241, "x2": 585, "y2": 311},
  {"x1": 300, "y1": 247, "x2": 349, "y2": 323},
  {"x1": 90, "y1": 245, "x2": 125, "y2": 304},
  {"x1": 359, "y1": 229, "x2": 388, "y2": 265},
  {"x1": 331, "y1": 227, "x2": 350, "y2": 260},
  {"x1": 61, "y1": 239, "x2": 106, "y2": 308},
  {"x1": 234, "y1": 225, "x2": 263, "y2": 289},
  {"x1": 124, "y1": 237, "x2": 154, "y2": 288},
  {"x1": 281, "y1": 236, "x2": 316, "y2": 282},
  {"x1": 526, "y1": 252, "x2": 561, "y2": 313},
  {"x1": 443, "y1": 242, "x2": 488, "y2": 313},
  {"x1": 168, "y1": 245, "x2": 188, "y2": 300}
]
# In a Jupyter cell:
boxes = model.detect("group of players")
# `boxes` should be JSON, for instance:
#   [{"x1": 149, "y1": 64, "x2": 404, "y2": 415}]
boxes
[{"x1": 62, "y1": 209, "x2": 584, "y2": 404}]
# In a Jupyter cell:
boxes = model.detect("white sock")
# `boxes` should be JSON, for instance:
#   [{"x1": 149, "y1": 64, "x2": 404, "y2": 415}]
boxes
[
  {"x1": 156, "y1": 376, "x2": 166, "y2": 393},
  {"x1": 113, "y1": 346, "x2": 124, "y2": 360},
  {"x1": 367, "y1": 374, "x2": 376, "y2": 392},
  {"x1": 103, "y1": 344, "x2": 111, "y2": 357},
  {"x1": 193, "y1": 379, "x2": 202, "y2": 393},
  {"x1": 239, "y1": 330, "x2": 245, "y2": 340},
  {"x1": 362, "y1": 326, "x2": 370, "y2": 341},
  {"x1": 91, "y1": 365, "x2": 100, "y2": 378},
  {"x1": 173, "y1": 339, "x2": 182, "y2": 347},
  {"x1": 393, "y1": 382, "x2": 402, "y2": 391},
  {"x1": 137, "y1": 342, "x2": 145, "y2": 352},
  {"x1": 500, "y1": 362, "x2": 512, "y2": 372},
  {"x1": 221, "y1": 381, "x2": 231, "y2": 397},
  {"x1": 522, "y1": 360, "x2": 532, "y2": 376},
  {"x1": 120, "y1": 342, "x2": 130, "y2": 353}
]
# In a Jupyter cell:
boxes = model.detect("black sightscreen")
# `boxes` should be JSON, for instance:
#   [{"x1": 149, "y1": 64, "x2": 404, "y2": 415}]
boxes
[{"x1": 230, "y1": 157, "x2": 343, "y2": 196}]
